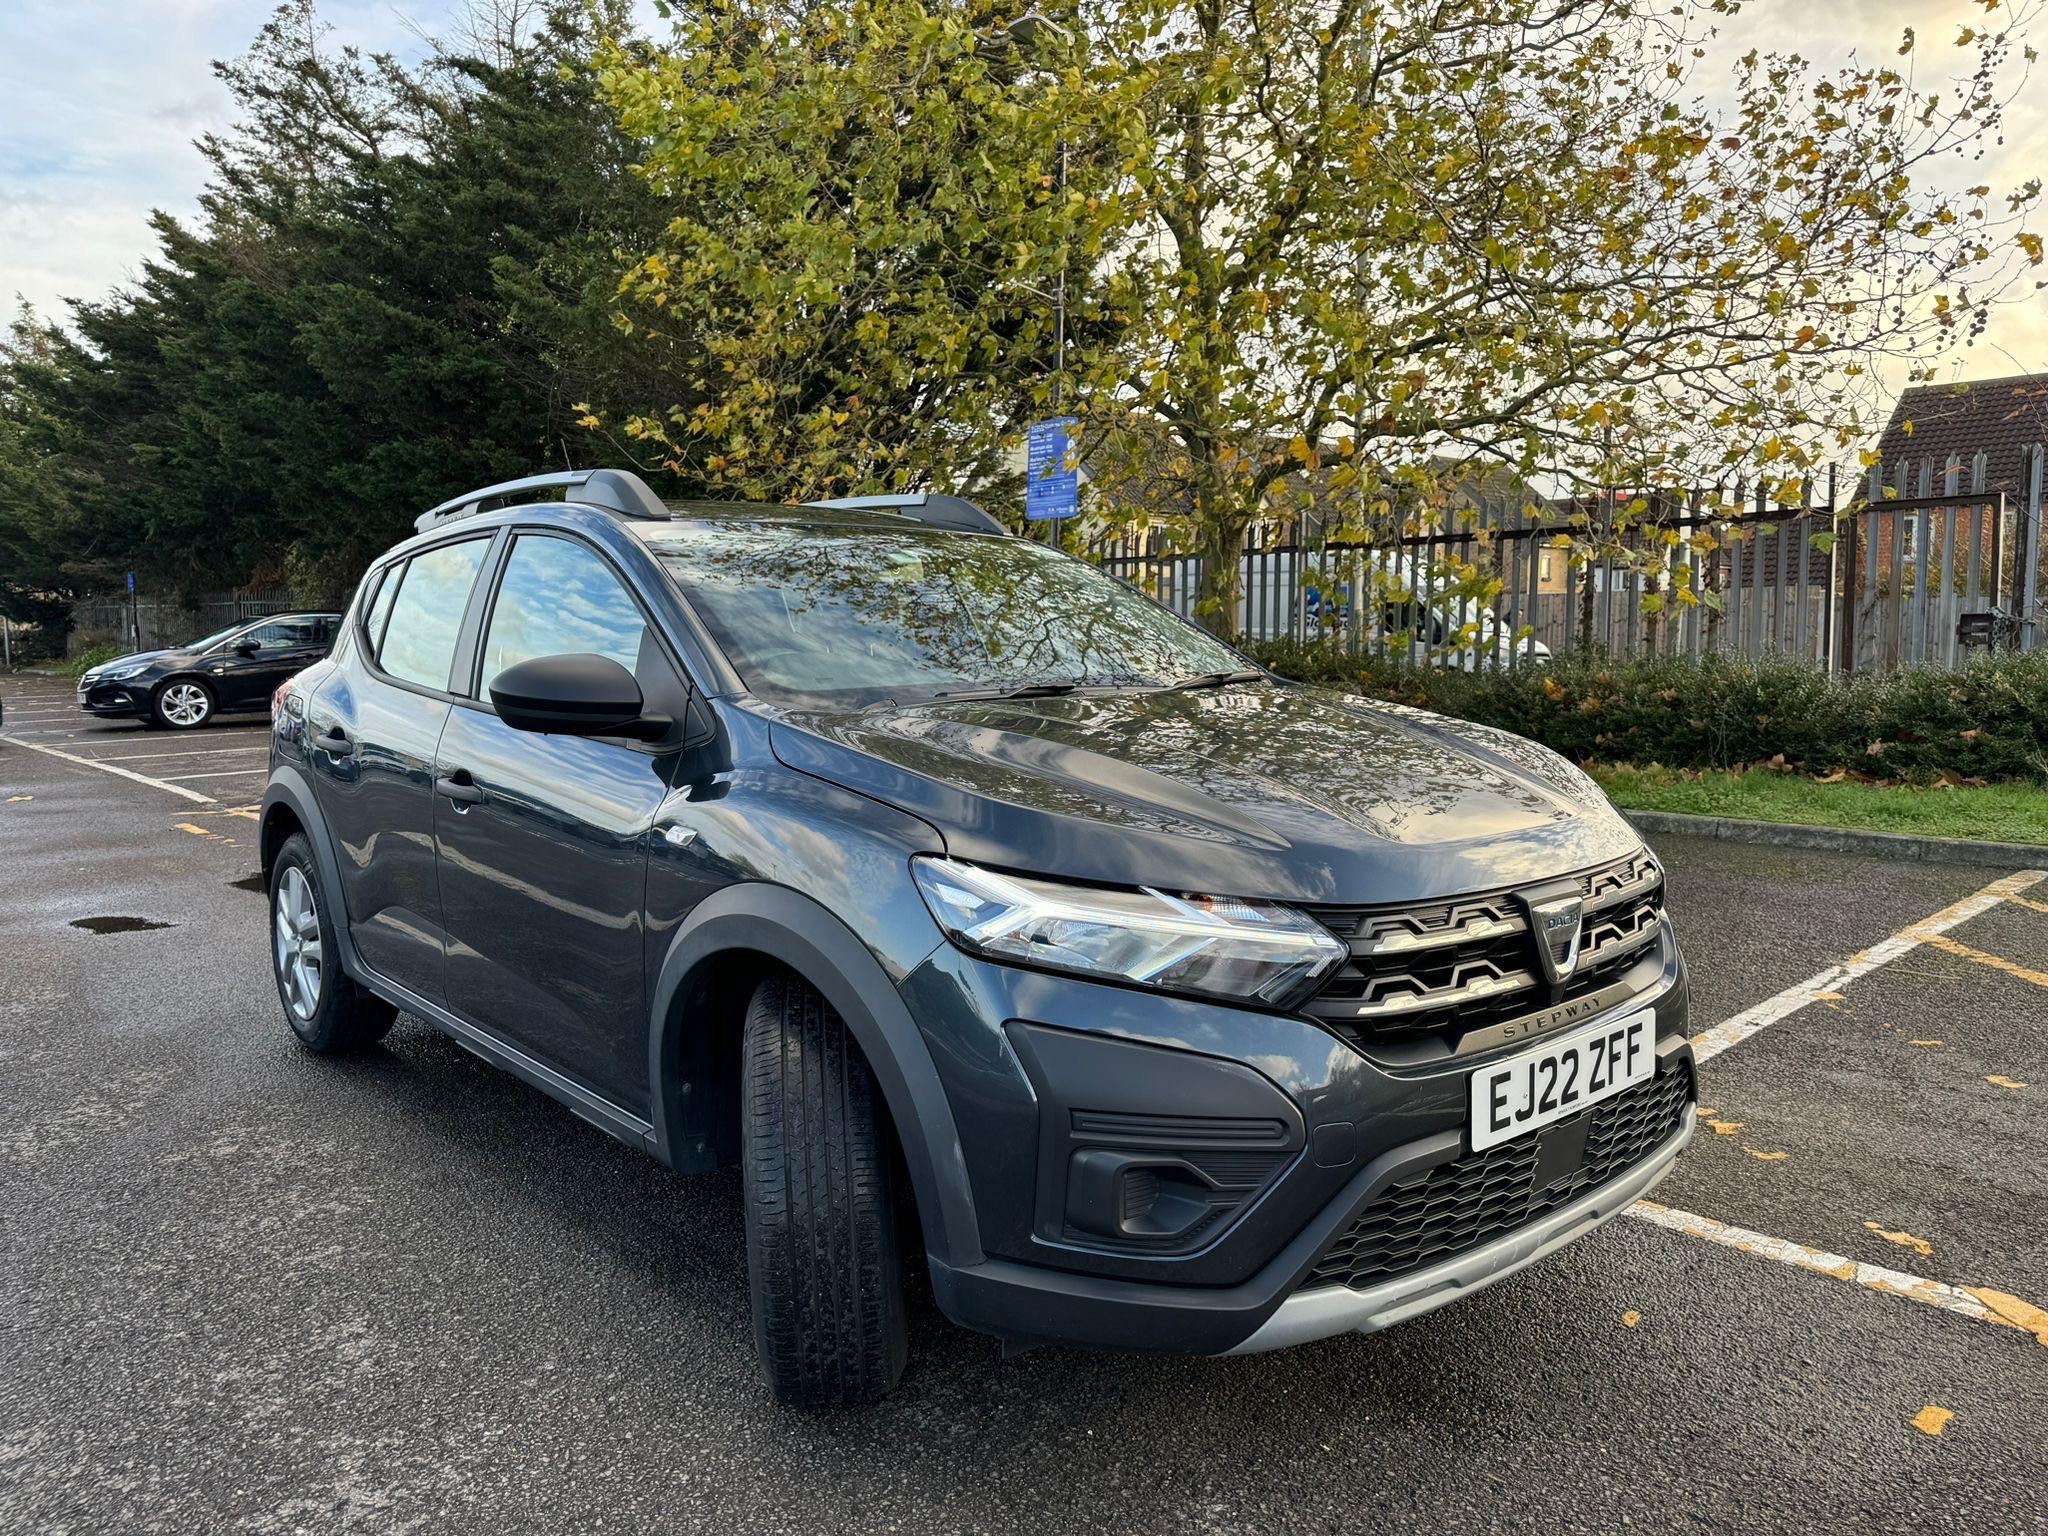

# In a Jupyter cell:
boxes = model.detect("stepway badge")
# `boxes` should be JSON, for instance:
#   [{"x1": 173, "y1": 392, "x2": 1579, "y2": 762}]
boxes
[{"x1": 1025, "y1": 418, "x2": 1079, "y2": 522}]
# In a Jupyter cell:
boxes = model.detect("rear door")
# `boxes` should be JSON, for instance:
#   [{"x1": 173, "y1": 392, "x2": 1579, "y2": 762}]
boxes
[
  {"x1": 306, "y1": 536, "x2": 496, "y2": 1003},
  {"x1": 431, "y1": 530, "x2": 685, "y2": 1113}
]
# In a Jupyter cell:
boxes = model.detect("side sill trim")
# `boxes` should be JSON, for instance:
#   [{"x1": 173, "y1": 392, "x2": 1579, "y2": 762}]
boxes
[
  {"x1": 350, "y1": 964, "x2": 657, "y2": 1156},
  {"x1": 1223, "y1": 1114, "x2": 1694, "y2": 1354}
]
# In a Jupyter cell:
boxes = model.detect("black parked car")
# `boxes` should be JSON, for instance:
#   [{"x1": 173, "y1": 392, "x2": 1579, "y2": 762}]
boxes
[
  {"x1": 260, "y1": 470, "x2": 1694, "y2": 1408},
  {"x1": 79, "y1": 613, "x2": 342, "y2": 730}
]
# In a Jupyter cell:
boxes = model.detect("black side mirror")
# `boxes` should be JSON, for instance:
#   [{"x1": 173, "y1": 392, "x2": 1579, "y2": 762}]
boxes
[
  {"x1": 234, "y1": 640, "x2": 260, "y2": 657},
  {"x1": 489, "y1": 653, "x2": 669, "y2": 739}
]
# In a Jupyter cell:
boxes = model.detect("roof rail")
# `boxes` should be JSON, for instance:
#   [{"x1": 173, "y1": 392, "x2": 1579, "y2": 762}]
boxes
[
  {"x1": 414, "y1": 468, "x2": 670, "y2": 532},
  {"x1": 804, "y1": 493, "x2": 1006, "y2": 535}
]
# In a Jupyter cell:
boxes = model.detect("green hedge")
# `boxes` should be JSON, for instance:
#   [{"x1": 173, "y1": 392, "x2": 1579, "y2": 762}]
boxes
[
  {"x1": 1247, "y1": 642, "x2": 2048, "y2": 784},
  {"x1": 60, "y1": 642, "x2": 125, "y2": 679}
]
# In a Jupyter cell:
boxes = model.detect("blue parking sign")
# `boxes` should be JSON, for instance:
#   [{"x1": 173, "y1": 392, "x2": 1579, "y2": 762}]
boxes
[{"x1": 1025, "y1": 418, "x2": 1079, "y2": 522}]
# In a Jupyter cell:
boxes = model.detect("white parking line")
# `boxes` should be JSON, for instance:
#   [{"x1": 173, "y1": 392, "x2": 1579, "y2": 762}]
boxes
[
  {"x1": 1619, "y1": 868, "x2": 2048, "y2": 1350},
  {"x1": 0, "y1": 735, "x2": 216, "y2": 803},
  {"x1": 159, "y1": 767, "x2": 270, "y2": 782},
  {"x1": 1627, "y1": 1201, "x2": 2048, "y2": 1347},
  {"x1": 76, "y1": 745, "x2": 269, "y2": 764},
  {"x1": 1688, "y1": 869, "x2": 2048, "y2": 1064}
]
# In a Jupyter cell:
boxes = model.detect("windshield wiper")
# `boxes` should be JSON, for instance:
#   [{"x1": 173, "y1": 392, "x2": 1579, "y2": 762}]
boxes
[
  {"x1": 928, "y1": 681, "x2": 1083, "y2": 703},
  {"x1": 1165, "y1": 669, "x2": 1265, "y2": 691}
]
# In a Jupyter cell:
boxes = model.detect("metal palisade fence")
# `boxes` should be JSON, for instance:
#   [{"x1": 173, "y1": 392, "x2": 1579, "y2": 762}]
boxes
[
  {"x1": 66, "y1": 590, "x2": 342, "y2": 656},
  {"x1": 1083, "y1": 449, "x2": 2048, "y2": 674}
]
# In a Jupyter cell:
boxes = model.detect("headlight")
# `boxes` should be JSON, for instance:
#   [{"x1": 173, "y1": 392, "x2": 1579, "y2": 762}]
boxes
[
  {"x1": 98, "y1": 663, "x2": 149, "y2": 682},
  {"x1": 911, "y1": 856, "x2": 1348, "y2": 1008}
]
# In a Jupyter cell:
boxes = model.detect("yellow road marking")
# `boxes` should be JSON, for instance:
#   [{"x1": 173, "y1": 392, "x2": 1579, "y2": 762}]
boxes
[
  {"x1": 1921, "y1": 932, "x2": 2048, "y2": 990},
  {"x1": 1986, "y1": 1075, "x2": 2029, "y2": 1090},
  {"x1": 1964, "y1": 1288, "x2": 2048, "y2": 1345},
  {"x1": 1912, "y1": 1405, "x2": 1954, "y2": 1437},
  {"x1": 2008, "y1": 894, "x2": 2048, "y2": 916},
  {"x1": 1745, "y1": 1148, "x2": 1788, "y2": 1162},
  {"x1": 173, "y1": 822, "x2": 213, "y2": 837},
  {"x1": 1688, "y1": 870, "x2": 2047, "y2": 1063},
  {"x1": 1625, "y1": 1201, "x2": 2048, "y2": 1350}
]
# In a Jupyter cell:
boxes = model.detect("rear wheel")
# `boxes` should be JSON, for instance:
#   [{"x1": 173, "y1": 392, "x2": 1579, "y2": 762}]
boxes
[
  {"x1": 269, "y1": 833, "x2": 395, "y2": 1054},
  {"x1": 741, "y1": 972, "x2": 908, "y2": 1409},
  {"x1": 154, "y1": 678, "x2": 213, "y2": 730}
]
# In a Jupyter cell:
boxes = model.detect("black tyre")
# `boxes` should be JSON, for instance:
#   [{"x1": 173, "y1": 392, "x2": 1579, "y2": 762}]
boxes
[
  {"x1": 269, "y1": 832, "x2": 395, "y2": 1054},
  {"x1": 742, "y1": 972, "x2": 908, "y2": 1408},
  {"x1": 153, "y1": 678, "x2": 214, "y2": 730}
]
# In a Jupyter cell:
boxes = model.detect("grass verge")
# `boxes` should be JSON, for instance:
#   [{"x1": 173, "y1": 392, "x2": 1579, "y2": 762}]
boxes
[{"x1": 1591, "y1": 765, "x2": 2048, "y2": 847}]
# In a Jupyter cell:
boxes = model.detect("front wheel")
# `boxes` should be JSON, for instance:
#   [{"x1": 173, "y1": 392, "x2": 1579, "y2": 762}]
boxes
[
  {"x1": 741, "y1": 972, "x2": 908, "y2": 1409},
  {"x1": 154, "y1": 678, "x2": 214, "y2": 730},
  {"x1": 269, "y1": 833, "x2": 395, "y2": 1054}
]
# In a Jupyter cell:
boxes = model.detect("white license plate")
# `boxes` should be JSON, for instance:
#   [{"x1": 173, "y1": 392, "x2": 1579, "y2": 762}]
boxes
[{"x1": 1469, "y1": 1009, "x2": 1655, "y2": 1151}]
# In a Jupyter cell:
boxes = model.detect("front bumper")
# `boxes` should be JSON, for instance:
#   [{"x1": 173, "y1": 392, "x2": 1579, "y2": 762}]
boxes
[
  {"x1": 925, "y1": 1032, "x2": 1696, "y2": 1355},
  {"x1": 77, "y1": 680, "x2": 151, "y2": 717},
  {"x1": 907, "y1": 916, "x2": 1693, "y2": 1355},
  {"x1": 1226, "y1": 1111, "x2": 1691, "y2": 1353}
]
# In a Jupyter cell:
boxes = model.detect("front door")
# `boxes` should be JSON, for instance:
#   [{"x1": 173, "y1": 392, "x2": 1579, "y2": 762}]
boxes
[
  {"x1": 432, "y1": 532, "x2": 681, "y2": 1114},
  {"x1": 209, "y1": 617, "x2": 330, "y2": 710}
]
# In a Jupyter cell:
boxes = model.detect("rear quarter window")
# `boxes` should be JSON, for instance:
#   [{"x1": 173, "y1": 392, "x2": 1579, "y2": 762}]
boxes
[{"x1": 375, "y1": 538, "x2": 490, "y2": 691}]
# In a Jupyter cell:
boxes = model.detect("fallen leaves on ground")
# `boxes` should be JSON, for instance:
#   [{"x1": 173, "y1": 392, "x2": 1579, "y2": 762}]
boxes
[
  {"x1": 1986, "y1": 1075, "x2": 2028, "y2": 1090},
  {"x1": 1745, "y1": 1148, "x2": 1788, "y2": 1162},
  {"x1": 1909, "y1": 1040, "x2": 1943, "y2": 1048},
  {"x1": 1864, "y1": 1221, "x2": 1934, "y2": 1257},
  {"x1": 1621, "y1": 1310, "x2": 1641, "y2": 1328},
  {"x1": 1912, "y1": 1405, "x2": 1954, "y2": 1437}
]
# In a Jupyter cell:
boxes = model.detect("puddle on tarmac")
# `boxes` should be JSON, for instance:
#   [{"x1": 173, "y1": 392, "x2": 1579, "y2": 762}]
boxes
[
  {"x1": 230, "y1": 873, "x2": 266, "y2": 892},
  {"x1": 69, "y1": 916, "x2": 173, "y2": 934}
]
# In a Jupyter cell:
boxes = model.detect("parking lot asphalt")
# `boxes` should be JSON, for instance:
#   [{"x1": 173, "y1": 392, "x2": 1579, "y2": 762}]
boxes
[{"x1": 3, "y1": 673, "x2": 2045, "y2": 1534}]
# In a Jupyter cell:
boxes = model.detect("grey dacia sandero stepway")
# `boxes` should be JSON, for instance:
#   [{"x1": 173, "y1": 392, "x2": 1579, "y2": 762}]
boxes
[{"x1": 260, "y1": 468, "x2": 1695, "y2": 1408}]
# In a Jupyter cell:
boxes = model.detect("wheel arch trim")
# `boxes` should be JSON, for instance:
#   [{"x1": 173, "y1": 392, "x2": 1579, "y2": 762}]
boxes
[
  {"x1": 649, "y1": 883, "x2": 983, "y2": 1270},
  {"x1": 260, "y1": 765, "x2": 366, "y2": 980}
]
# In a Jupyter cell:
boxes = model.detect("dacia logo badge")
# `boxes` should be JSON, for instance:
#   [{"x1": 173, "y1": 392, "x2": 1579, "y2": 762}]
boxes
[{"x1": 1523, "y1": 891, "x2": 1585, "y2": 987}]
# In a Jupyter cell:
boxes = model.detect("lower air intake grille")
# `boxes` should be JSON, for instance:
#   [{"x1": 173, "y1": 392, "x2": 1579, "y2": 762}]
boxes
[{"x1": 1302, "y1": 1061, "x2": 1694, "y2": 1292}]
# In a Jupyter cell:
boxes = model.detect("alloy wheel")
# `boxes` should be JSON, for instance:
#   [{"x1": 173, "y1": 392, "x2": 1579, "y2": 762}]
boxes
[
  {"x1": 161, "y1": 683, "x2": 210, "y2": 727},
  {"x1": 273, "y1": 866, "x2": 323, "y2": 1022}
]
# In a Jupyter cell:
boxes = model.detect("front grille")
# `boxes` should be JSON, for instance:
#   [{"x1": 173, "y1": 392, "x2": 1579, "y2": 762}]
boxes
[
  {"x1": 1303, "y1": 851, "x2": 1664, "y2": 1049},
  {"x1": 1302, "y1": 1061, "x2": 1694, "y2": 1291}
]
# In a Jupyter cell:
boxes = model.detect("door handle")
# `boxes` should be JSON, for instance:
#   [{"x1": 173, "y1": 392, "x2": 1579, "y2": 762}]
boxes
[
  {"x1": 311, "y1": 729, "x2": 352, "y2": 755},
  {"x1": 435, "y1": 771, "x2": 487, "y2": 807}
]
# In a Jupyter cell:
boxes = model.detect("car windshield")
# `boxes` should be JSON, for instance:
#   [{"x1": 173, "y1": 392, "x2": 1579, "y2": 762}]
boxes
[{"x1": 643, "y1": 521, "x2": 1249, "y2": 706}]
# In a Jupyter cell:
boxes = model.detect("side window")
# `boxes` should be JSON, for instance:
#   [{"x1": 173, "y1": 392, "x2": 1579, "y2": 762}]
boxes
[
  {"x1": 232, "y1": 621, "x2": 289, "y2": 653},
  {"x1": 377, "y1": 538, "x2": 490, "y2": 691},
  {"x1": 244, "y1": 618, "x2": 320, "y2": 653},
  {"x1": 478, "y1": 535, "x2": 649, "y2": 695}
]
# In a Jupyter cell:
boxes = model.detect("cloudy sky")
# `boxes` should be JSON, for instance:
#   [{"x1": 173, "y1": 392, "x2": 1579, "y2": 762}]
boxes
[{"x1": 3, "y1": 0, "x2": 2045, "y2": 396}]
